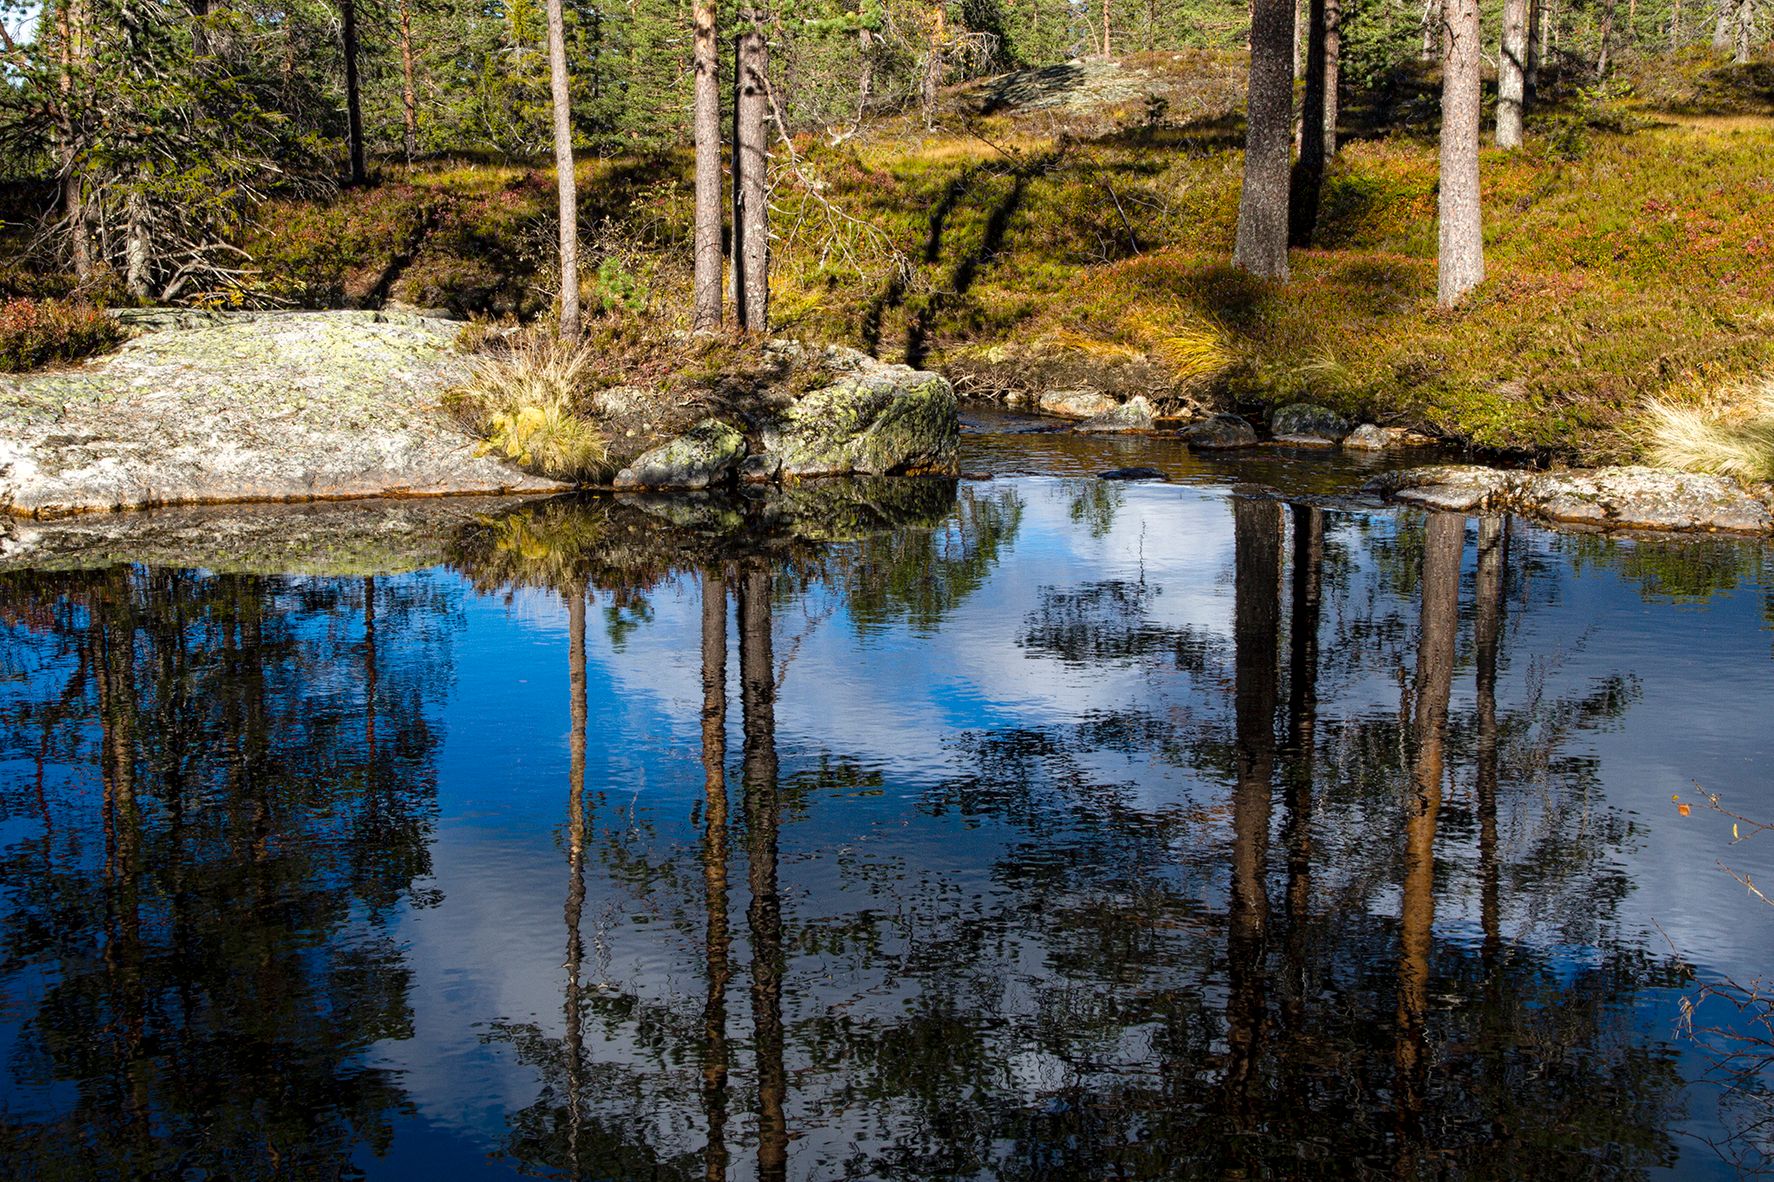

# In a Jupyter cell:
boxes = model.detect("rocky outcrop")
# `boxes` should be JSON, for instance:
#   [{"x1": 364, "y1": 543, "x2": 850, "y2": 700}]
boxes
[
  {"x1": 1368, "y1": 464, "x2": 1774, "y2": 533},
  {"x1": 1076, "y1": 395, "x2": 1157, "y2": 434},
  {"x1": 1178, "y1": 414, "x2": 1259, "y2": 450},
  {"x1": 613, "y1": 419, "x2": 746, "y2": 491},
  {"x1": 762, "y1": 365, "x2": 959, "y2": 478},
  {"x1": 1271, "y1": 403, "x2": 1351, "y2": 446},
  {"x1": 1038, "y1": 389, "x2": 1119, "y2": 419},
  {"x1": 0, "y1": 310, "x2": 563, "y2": 518}
]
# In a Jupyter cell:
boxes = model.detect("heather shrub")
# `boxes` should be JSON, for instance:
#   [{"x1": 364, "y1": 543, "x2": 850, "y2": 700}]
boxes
[{"x1": 0, "y1": 299, "x2": 127, "y2": 373}]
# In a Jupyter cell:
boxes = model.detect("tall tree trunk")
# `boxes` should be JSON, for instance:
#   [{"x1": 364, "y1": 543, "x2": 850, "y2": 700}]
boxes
[
  {"x1": 1104, "y1": 0, "x2": 1112, "y2": 56},
  {"x1": 1734, "y1": 0, "x2": 1754, "y2": 61},
  {"x1": 856, "y1": 24, "x2": 874, "y2": 118},
  {"x1": 1671, "y1": 0, "x2": 1682, "y2": 51},
  {"x1": 398, "y1": 0, "x2": 419, "y2": 159},
  {"x1": 1437, "y1": 0, "x2": 1485, "y2": 305},
  {"x1": 56, "y1": 0, "x2": 92, "y2": 281},
  {"x1": 1234, "y1": 0, "x2": 1295, "y2": 280},
  {"x1": 1289, "y1": 0, "x2": 1330, "y2": 246},
  {"x1": 1527, "y1": 0, "x2": 1543, "y2": 101},
  {"x1": 692, "y1": 0, "x2": 723, "y2": 331},
  {"x1": 1597, "y1": 0, "x2": 1615, "y2": 76},
  {"x1": 1713, "y1": 0, "x2": 1733, "y2": 49},
  {"x1": 1421, "y1": 0, "x2": 1440, "y2": 58},
  {"x1": 1323, "y1": 0, "x2": 1341, "y2": 154},
  {"x1": 1394, "y1": 512, "x2": 1461, "y2": 1173},
  {"x1": 1499, "y1": 0, "x2": 1530, "y2": 146},
  {"x1": 125, "y1": 190, "x2": 151, "y2": 299},
  {"x1": 546, "y1": 0, "x2": 581, "y2": 339},
  {"x1": 733, "y1": 15, "x2": 769, "y2": 334},
  {"x1": 341, "y1": 0, "x2": 366, "y2": 184}
]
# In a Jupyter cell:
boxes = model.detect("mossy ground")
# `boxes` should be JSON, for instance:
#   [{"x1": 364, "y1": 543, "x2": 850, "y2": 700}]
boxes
[{"x1": 29, "y1": 49, "x2": 1774, "y2": 462}]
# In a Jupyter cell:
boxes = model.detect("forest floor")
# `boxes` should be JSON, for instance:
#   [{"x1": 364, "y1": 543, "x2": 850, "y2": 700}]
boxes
[{"x1": 12, "y1": 49, "x2": 1773, "y2": 465}]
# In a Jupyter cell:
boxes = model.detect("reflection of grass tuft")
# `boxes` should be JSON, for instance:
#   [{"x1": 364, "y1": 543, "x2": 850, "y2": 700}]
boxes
[{"x1": 1645, "y1": 382, "x2": 1774, "y2": 484}]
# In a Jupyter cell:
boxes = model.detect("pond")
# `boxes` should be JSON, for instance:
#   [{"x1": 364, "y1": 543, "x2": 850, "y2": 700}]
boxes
[{"x1": 2, "y1": 419, "x2": 1773, "y2": 1179}]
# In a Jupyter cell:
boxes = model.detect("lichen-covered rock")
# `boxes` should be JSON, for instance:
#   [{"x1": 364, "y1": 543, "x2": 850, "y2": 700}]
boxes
[
  {"x1": 612, "y1": 419, "x2": 745, "y2": 491},
  {"x1": 0, "y1": 310, "x2": 563, "y2": 518},
  {"x1": 1345, "y1": 423, "x2": 1438, "y2": 451},
  {"x1": 1178, "y1": 414, "x2": 1258, "y2": 450},
  {"x1": 765, "y1": 366, "x2": 958, "y2": 478},
  {"x1": 1271, "y1": 403, "x2": 1351, "y2": 446},
  {"x1": 1367, "y1": 464, "x2": 1774, "y2": 533},
  {"x1": 1037, "y1": 389, "x2": 1118, "y2": 419},
  {"x1": 1076, "y1": 395, "x2": 1157, "y2": 434}
]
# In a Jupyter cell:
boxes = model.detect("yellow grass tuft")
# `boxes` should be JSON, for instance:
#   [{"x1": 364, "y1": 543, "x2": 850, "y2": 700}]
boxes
[
  {"x1": 446, "y1": 332, "x2": 612, "y2": 483},
  {"x1": 1644, "y1": 380, "x2": 1774, "y2": 484}
]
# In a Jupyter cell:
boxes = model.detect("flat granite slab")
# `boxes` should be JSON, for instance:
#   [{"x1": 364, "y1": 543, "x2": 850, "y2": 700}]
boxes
[
  {"x1": 0, "y1": 310, "x2": 565, "y2": 518},
  {"x1": 1367, "y1": 464, "x2": 1774, "y2": 534}
]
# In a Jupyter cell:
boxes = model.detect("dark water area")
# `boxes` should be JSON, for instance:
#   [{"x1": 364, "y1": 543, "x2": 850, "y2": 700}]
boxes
[{"x1": 3, "y1": 430, "x2": 1774, "y2": 1180}]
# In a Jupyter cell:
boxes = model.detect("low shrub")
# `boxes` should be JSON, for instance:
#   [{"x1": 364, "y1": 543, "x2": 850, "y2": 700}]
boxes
[
  {"x1": 0, "y1": 298, "x2": 126, "y2": 372},
  {"x1": 444, "y1": 331, "x2": 613, "y2": 482},
  {"x1": 1645, "y1": 381, "x2": 1774, "y2": 483}
]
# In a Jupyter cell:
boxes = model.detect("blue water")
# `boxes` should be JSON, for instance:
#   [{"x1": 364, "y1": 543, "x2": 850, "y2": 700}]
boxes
[{"x1": 2, "y1": 441, "x2": 1772, "y2": 1179}]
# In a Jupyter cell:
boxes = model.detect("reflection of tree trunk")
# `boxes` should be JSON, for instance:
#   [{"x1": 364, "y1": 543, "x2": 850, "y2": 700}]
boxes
[
  {"x1": 564, "y1": 589, "x2": 589, "y2": 1175},
  {"x1": 1282, "y1": 505, "x2": 1321, "y2": 1029},
  {"x1": 701, "y1": 568, "x2": 732, "y2": 1182},
  {"x1": 1225, "y1": 498, "x2": 1281, "y2": 1116},
  {"x1": 364, "y1": 576, "x2": 378, "y2": 778},
  {"x1": 1474, "y1": 518, "x2": 1507, "y2": 966},
  {"x1": 740, "y1": 565, "x2": 787, "y2": 1182},
  {"x1": 1395, "y1": 512, "x2": 1462, "y2": 1170}
]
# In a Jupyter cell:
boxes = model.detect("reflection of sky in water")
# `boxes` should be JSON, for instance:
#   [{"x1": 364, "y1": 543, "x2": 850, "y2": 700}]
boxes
[{"x1": 4, "y1": 471, "x2": 1773, "y2": 1180}]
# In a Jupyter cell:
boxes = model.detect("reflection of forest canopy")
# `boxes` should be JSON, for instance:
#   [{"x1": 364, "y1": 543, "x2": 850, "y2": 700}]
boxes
[{"x1": 0, "y1": 568, "x2": 453, "y2": 1176}]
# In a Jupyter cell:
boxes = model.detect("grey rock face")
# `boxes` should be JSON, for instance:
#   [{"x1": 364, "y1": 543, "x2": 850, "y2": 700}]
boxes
[
  {"x1": 765, "y1": 366, "x2": 959, "y2": 478},
  {"x1": 1178, "y1": 414, "x2": 1259, "y2": 450},
  {"x1": 0, "y1": 311, "x2": 563, "y2": 518},
  {"x1": 1037, "y1": 389, "x2": 1119, "y2": 419},
  {"x1": 1368, "y1": 464, "x2": 1774, "y2": 533},
  {"x1": 613, "y1": 419, "x2": 746, "y2": 491},
  {"x1": 1076, "y1": 395, "x2": 1157, "y2": 434},
  {"x1": 1345, "y1": 423, "x2": 1438, "y2": 451},
  {"x1": 1271, "y1": 403, "x2": 1352, "y2": 446}
]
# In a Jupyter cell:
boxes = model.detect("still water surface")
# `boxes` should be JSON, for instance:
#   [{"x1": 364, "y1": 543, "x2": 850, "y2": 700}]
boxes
[{"x1": 2, "y1": 428, "x2": 1773, "y2": 1179}]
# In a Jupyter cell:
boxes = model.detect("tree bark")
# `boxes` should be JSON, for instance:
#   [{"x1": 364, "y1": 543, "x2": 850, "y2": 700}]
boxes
[
  {"x1": 56, "y1": 0, "x2": 92, "y2": 281},
  {"x1": 1323, "y1": 0, "x2": 1341, "y2": 155},
  {"x1": 733, "y1": 15, "x2": 769, "y2": 334},
  {"x1": 1526, "y1": 0, "x2": 1543, "y2": 101},
  {"x1": 1104, "y1": 0, "x2": 1112, "y2": 56},
  {"x1": 546, "y1": 0, "x2": 581, "y2": 339},
  {"x1": 125, "y1": 190, "x2": 151, "y2": 299},
  {"x1": 1499, "y1": 0, "x2": 1530, "y2": 147},
  {"x1": 398, "y1": 0, "x2": 419, "y2": 160},
  {"x1": 1421, "y1": 0, "x2": 1440, "y2": 58},
  {"x1": 1437, "y1": 0, "x2": 1485, "y2": 306},
  {"x1": 1734, "y1": 0, "x2": 1754, "y2": 61},
  {"x1": 692, "y1": 0, "x2": 723, "y2": 332},
  {"x1": 1289, "y1": 0, "x2": 1329, "y2": 246},
  {"x1": 1234, "y1": 0, "x2": 1295, "y2": 280},
  {"x1": 1598, "y1": 0, "x2": 1615, "y2": 77},
  {"x1": 1713, "y1": 0, "x2": 1732, "y2": 51},
  {"x1": 341, "y1": 0, "x2": 366, "y2": 184}
]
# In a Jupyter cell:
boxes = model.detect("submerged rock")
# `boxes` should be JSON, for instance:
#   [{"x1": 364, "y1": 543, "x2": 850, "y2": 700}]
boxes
[
  {"x1": 1076, "y1": 395, "x2": 1157, "y2": 434},
  {"x1": 1368, "y1": 464, "x2": 1774, "y2": 533},
  {"x1": 764, "y1": 366, "x2": 959, "y2": 478},
  {"x1": 1099, "y1": 467, "x2": 1168, "y2": 481},
  {"x1": 1344, "y1": 423, "x2": 1439, "y2": 451},
  {"x1": 1178, "y1": 414, "x2": 1259, "y2": 450},
  {"x1": 1271, "y1": 403, "x2": 1351, "y2": 446},
  {"x1": 612, "y1": 419, "x2": 745, "y2": 491},
  {"x1": 0, "y1": 310, "x2": 563, "y2": 518}
]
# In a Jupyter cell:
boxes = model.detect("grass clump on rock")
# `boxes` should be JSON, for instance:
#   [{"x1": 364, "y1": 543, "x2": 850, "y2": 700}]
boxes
[
  {"x1": 445, "y1": 331, "x2": 613, "y2": 483},
  {"x1": 0, "y1": 299, "x2": 126, "y2": 373},
  {"x1": 1645, "y1": 381, "x2": 1774, "y2": 484}
]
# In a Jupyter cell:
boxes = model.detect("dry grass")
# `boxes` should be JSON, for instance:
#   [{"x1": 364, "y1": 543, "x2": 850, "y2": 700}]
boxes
[
  {"x1": 1645, "y1": 380, "x2": 1774, "y2": 483},
  {"x1": 445, "y1": 332, "x2": 613, "y2": 483}
]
